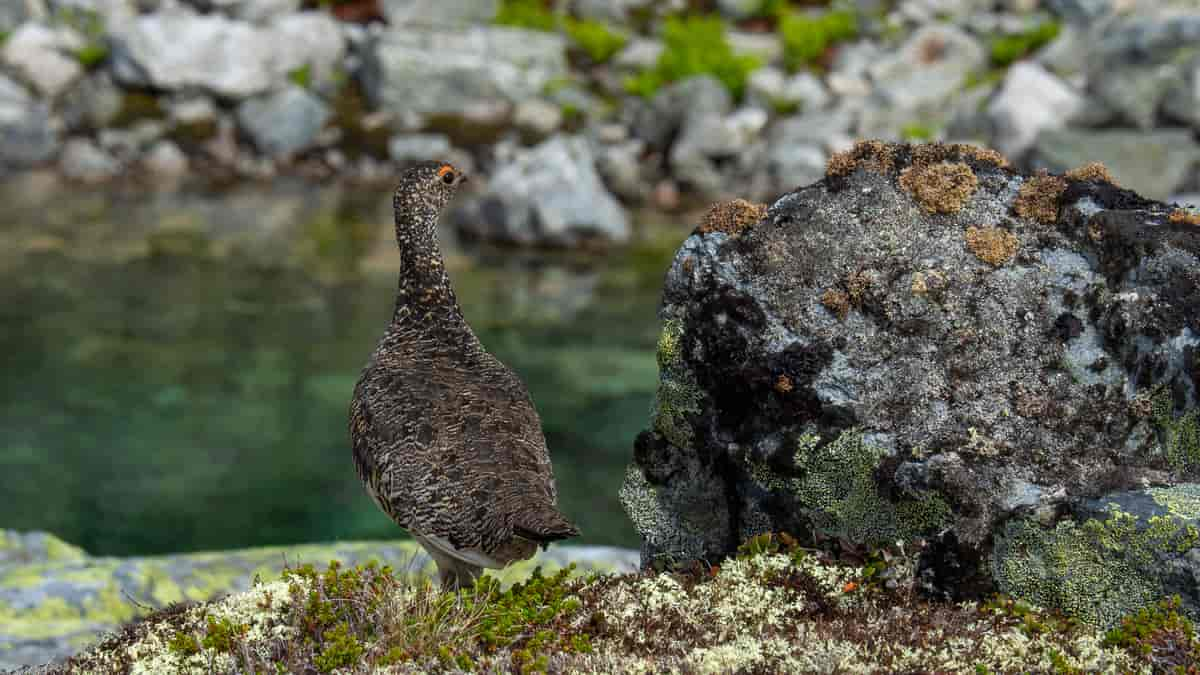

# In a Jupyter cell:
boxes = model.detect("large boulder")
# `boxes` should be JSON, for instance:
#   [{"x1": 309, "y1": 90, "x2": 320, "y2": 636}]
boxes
[
  {"x1": 621, "y1": 141, "x2": 1200, "y2": 627},
  {"x1": 450, "y1": 134, "x2": 630, "y2": 247}
]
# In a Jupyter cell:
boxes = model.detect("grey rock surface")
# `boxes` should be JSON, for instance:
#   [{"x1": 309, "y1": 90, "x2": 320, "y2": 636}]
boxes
[
  {"x1": 57, "y1": 71, "x2": 123, "y2": 133},
  {"x1": 622, "y1": 142, "x2": 1200, "y2": 613},
  {"x1": 361, "y1": 25, "x2": 566, "y2": 119},
  {"x1": 1033, "y1": 127, "x2": 1200, "y2": 200},
  {"x1": 1164, "y1": 55, "x2": 1200, "y2": 131},
  {"x1": 451, "y1": 134, "x2": 630, "y2": 246},
  {"x1": 670, "y1": 105, "x2": 768, "y2": 197},
  {"x1": 0, "y1": 74, "x2": 59, "y2": 168},
  {"x1": 632, "y1": 75, "x2": 732, "y2": 152},
  {"x1": 235, "y1": 85, "x2": 331, "y2": 157},
  {"x1": 869, "y1": 25, "x2": 986, "y2": 111}
]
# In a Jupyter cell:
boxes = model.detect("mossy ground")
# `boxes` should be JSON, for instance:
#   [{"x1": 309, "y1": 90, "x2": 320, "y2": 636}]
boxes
[{"x1": 57, "y1": 533, "x2": 1188, "y2": 673}]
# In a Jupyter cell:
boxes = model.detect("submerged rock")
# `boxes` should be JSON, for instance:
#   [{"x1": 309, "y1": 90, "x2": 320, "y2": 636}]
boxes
[{"x1": 622, "y1": 141, "x2": 1200, "y2": 626}]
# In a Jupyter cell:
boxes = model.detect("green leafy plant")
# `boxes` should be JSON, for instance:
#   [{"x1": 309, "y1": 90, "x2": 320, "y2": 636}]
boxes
[
  {"x1": 54, "y1": 6, "x2": 109, "y2": 69},
  {"x1": 565, "y1": 18, "x2": 627, "y2": 64},
  {"x1": 779, "y1": 8, "x2": 858, "y2": 71},
  {"x1": 625, "y1": 15, "x2": 761, "y2": 100},
  {"x1": 288, "y1": 64, "x2": 313, "y2": 89},
  {"x1": 495, "y1": 0, "x2": 556, "y2": 32},
  {"x1": 989, "y1": 20, "x2": 1060, "y2": 67}
]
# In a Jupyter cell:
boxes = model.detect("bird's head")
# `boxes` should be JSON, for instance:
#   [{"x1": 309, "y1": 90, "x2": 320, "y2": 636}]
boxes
[{"x1": 393, "y1": 161, "x2": 469, "y2": 219}]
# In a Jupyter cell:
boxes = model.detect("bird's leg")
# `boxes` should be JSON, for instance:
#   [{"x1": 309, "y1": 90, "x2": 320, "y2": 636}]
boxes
[{"x1": 437, "y1": 560, "x2": 483, "y2": 592}]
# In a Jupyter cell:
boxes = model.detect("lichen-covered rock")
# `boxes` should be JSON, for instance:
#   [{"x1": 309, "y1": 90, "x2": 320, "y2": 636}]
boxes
[
  {"x1": 621, "y1": 141, "x2": 1200, "y2": 625},
  {"x1": 0, "y1": 530, "x2": 637, "y2": 670}
]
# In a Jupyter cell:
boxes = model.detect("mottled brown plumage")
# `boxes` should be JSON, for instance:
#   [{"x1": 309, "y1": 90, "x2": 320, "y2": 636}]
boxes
[{"x1": 350, "y1": 161, "x2": 579, "y2": 589}]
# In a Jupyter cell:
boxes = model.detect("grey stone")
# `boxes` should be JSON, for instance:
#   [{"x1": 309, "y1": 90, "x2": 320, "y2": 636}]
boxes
[
  {"x1": 1045, "y1": 0, "x2": 1113, "y2": 23},
  {"x1": 58, "y1": 136, "x2": 119, "y2": 181},
  {"x1": 381, "y1": 0, "x2": 497, "y2": 26},
  {"x1": 269, "y1": 10, "x2": 348, "y2": 91},
  {"x1": 1086, "y1": 15, "x2": 1200, "y2": 128},
  {"x1": 572, "y1": 0, "x2": 654, "y2": 22},
  {"x1": 869, "y1": 25, "x2": 986, "y2": 111},
  {"x1": 595, "y1": 138, "x2": 651, "y2": 203},
  {"x1": 623, "y1": 143, "x2": 1200, "y2": 615},
  {"x1": 748, "y1": 67, "x2": 831, "y2": 113},
  {"x1": 1164, "y1": 55, "x2": 1200, "y2": 131},
  {"x1": 513, "y1": 99, "x2": 563, "y2": 139},
  {"x1": 0, "y1": 2, "x2": 29, "y2": 33},
  {"x1": 226, "y1": 0, "x2": 302, "y2": 23},
  {"x1": 632, "y1": 75, "x2": 731, "y2": 151},
  {"x1": 765, "y1": 141, "x2": 825, "y2": 196},
  {"x1": 1033, "y1": 128, "x2": 1200, "y2": 200},
  {"x1": 769, "y1": 107, "x2": 855, "y2": 152},
  {"x1": 670, "y1": 106, "x2": 768, "y2": 196},
  {"x1": 1172, "y1": 193, "x2": 1200, "y2": 210},
  {"x1": 235, "y1": 85, "x2": 331, "y2": 157},
  {"x1": 387, "y1": 132, "x2": 451, "y2": 163},
  {"x1": 0, "y1": 75, "x2": 58, "y2": 167},
  {"x1": 361, "y1": 25, "x2": 566, "y2": 119},
  {"x1": 987, "y1": 62, "x2": 1085, "y2": 159},
  {"x1": 1, "y1": 22, "x2": 85, "y2": 99},
  {"x1": 897, "y1": 0, "x2": 991, "y2": 22},
  {"x1": 141, "y1": 138, "x2": 188, "y2": 175},
  {"x1": 58, "y1": 71, "x2": 123, "y2": 133},
  {"x1": 716, "y1": 0, "x2": 769, "y2": 19},
  {"x1": 110, "y1": 10, "x2": 278, "y2": 98},
  {"x1": 612, "y1": 37, "x2": 663, "y2": 71},
  {"x1": 451, "y1": 134, "x2": 630, "y2": 247}
]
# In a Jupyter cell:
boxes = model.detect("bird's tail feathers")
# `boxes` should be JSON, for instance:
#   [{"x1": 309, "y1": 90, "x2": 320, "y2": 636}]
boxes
[{"x1": 512, "y1": 507, "x2": 581, "y2": 546}]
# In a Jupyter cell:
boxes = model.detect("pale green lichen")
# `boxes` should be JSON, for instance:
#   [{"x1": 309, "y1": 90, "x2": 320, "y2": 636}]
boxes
[
  {"x1": 992, "y1": 503, "x2": 1200, "y2": 628},
  {"x1": 1149, "y1": 484, "x2": 1200, "y2": 520},
  {"x1": 750, "y1": 430, "x2": 950, "y2": 545}
]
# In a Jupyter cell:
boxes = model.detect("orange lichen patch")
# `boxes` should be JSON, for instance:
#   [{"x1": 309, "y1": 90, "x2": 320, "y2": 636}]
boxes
[
  {"x1": 1013, "y1": 171, "x2": 1068, "y2": 224},
  {"x1": 696, "y1": 199, "x2": 768, "y2": 236},
  {"x1": 965, "y1": 226, "x2": 1020, "y2": 267},
  {"x1": 1168, "y1": 209, "x2": 1200, "y2": 226},
  {"x1": 826, "y1": 140, "x2": 896, "y2": 178},
  {"x1": 821, "y1": 288, "x2": 851, "y2": 320},
  {"x1": 774, "y1": 375, "x2": 794, "y2": 394},
  {"x1": 910, "y1": 142, "x2": 1008, "y2": 169},
  {"x1": 1065, "y1": 162, "x2": 1118, "y2": 186},
  {"x1": 898, "y1": 161, "x2": 979, "y2": 214},
  {"x1": 845, "y1": 270, "x2": 872, "y2": 305}
]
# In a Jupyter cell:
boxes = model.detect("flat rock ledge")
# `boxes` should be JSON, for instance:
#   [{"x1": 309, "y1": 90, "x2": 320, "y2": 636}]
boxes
[{"x1": 0, "y1": 530, "x2": 636, "y2": 670}]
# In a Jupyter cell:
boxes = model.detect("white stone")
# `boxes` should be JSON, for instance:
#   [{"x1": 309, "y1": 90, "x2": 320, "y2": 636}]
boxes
[
  {"x1": 987, "y1": 61, "x2": 1085, "y2": 158},
  {"x1": 2, "y1": 22, "x2": 85, "y2": 99},
  {"x1": 58, "y1": 136, "x2": 119, "y2": 181},
  {"x1": 142, "y1": 139, "x2": 189, "y2": 175},
  {"x1": 270, "y1": 11, "x2": 347, "y2": 85}
]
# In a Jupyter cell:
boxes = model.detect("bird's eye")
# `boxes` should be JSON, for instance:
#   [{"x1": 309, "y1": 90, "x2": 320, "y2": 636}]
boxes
[{"x1": 441, "y1": 170, "x2": 456, "y2": 185}]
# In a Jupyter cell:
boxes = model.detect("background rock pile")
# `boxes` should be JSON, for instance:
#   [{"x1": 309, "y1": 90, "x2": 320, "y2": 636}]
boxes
[{"x1": 1, "y1": 0, "x2": 1197, "y2": 247}]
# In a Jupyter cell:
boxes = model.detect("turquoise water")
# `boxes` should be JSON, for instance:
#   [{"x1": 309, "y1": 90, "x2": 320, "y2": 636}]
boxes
[{"x1": 0, "y1": 180, "x2": 680, "y2": 555}]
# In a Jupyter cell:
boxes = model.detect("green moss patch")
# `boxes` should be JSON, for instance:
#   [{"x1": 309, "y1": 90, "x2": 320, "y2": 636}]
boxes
[
  {"x1": 625, "y1": 16, "x2": 760, "y2": 100},
  {"x1": 779, "y1": 8, "x2": 858, "y2": 72}
]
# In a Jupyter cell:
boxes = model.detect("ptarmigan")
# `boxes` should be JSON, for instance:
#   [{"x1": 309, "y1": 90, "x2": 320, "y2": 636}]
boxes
[{"x1": 350, "y1": 161, "x2": 580, "y2": 589}]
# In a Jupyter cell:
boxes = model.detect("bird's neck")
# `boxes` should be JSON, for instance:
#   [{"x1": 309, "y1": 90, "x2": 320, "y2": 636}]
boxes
[{"x1": 389, "y1": 205, "x2": 472, "y2": 338}]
